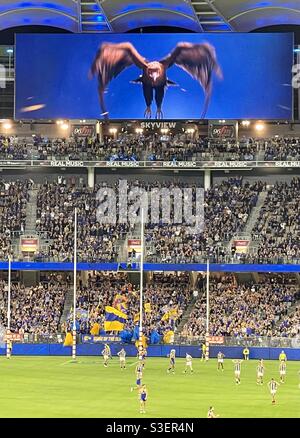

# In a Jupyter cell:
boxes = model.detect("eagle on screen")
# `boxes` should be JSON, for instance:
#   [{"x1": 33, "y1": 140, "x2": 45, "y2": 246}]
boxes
[{"x1": 89, "y1": 41, "x2": 222, "y2": 119}]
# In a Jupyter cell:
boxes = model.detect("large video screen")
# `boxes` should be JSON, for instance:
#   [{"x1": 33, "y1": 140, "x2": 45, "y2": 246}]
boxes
[{"x1": 15, "y1": 33, "x2": 293, "y2": 120}]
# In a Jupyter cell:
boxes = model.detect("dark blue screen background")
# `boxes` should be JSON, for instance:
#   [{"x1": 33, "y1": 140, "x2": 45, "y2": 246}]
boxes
[{"x1": 15, "y1": 33, "x2": 293, "y2": 120}]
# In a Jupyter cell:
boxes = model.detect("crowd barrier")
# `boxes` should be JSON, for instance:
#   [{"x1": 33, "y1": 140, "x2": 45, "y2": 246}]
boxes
[
  {"x1": 1, "y1": 343, "x2": 300, "y2": 360},
  {"x1": 0, "y1": 262, "x2": 299, "y2": 272}
]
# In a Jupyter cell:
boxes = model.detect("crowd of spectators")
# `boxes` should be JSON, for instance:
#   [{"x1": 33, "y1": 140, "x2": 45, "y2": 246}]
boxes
[
  {"x1": 0, "y1": 280, "x2": 67, "y2": 335},
  {"x1": 2, "y1": 133, "x2": 300, "y2": 162},
  {"x1": 146, "y1": 177, "x2": 264, "y2": 263},
  {"x1": 263, "y1": 137, "x2": 300, "y2": 161},
  {"x1": 250, "y1": 178, "x2": 300, "y2": 264},
  {"x1": 147, "y1": 134, "x2": 259, "y2": 161},
  {"x1": 0, "y1": 136, "x2": 29, "y2": 160},
  {"x1": 36, "y1": 134, "x2": 143, "y2": 161},
  {"x1": 36, "y1": 179, "x2": 133, "y2": 262},
  {"x1": 0, "y1": 179, "x2": 31, "y2": 260},
  {"x1": 182, "y1": 274, "x2": 300, "y2": 339}
]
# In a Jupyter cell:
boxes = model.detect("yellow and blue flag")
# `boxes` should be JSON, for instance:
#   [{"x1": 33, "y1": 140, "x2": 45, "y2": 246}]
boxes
[{"x1": 104, "y1": 306, "x2": 127, "y2": 332}]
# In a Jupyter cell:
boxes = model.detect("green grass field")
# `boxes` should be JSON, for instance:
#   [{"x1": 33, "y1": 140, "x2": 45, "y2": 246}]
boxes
[{"x1": 0, "y1": 356, "x2": 299, "y2": 418}]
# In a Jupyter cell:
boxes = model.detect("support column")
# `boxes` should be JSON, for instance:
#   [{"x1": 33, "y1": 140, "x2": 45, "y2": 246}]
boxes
[
  {"x1": 204, "y1": 169, "x2": 211, "y2": 191},
  {"x1": 235, "y1": 121, "x2": 239, "y2": 141},
  {"x1": 96, "y1": 121, "x2": 103, "y2": 143},
  {"x1": 87, "y1": 167, "x2": 95, "y2": 189}
]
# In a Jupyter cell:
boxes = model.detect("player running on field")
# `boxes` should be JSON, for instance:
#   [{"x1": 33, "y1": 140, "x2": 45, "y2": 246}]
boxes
[
  {"x1": 217, "y1": 352, "x2": 225, "y2": 371},
  {"x1": 101, "y1": 344, "x2": 111, "y2": 367},
  {"x1": 279, "y1": 360, "x2": 287, "y2": 383},
  {"x1": 131, "y1": 361, "x2": 143, "y2": 392},
  {"x1": 183, "y1": 353, "x2": 194, "y2": 374},
  {"x1": 167, "y1": 349, "x2": 176, "y2": 374},
  {"x1": 139, "y1": 384, "x2": 148, "y2": 414},
  {"x1": 141, "y1": 347, "x2": 147, "y2": 368},
  {"x1": 268, "y1": 378, "x2": 280, "y2": 404},
  {"x1": 207, "y1": 406, "x2": 220, "y2": 418},
  {"x1": 256, "y1": 359, "x2": 265, "y2": 385},
  {"x1": 117, "y1": 348, "x2": 126, "y2": 369},
  {"x1": 232, "y1": 359, "x2": 243, "y2": 384}
]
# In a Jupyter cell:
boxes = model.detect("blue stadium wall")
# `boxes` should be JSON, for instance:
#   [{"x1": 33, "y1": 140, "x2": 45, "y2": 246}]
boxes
[
  {"x1": 1, "y1": 344, "x2": 300, "y2": 360},
  {"x1": 0, "y1": 262, "x2": 300, "y2": 272}
]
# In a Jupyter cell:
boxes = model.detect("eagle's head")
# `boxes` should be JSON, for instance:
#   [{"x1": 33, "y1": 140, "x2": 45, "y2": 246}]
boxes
[{"x1": 146, "y1": 61, "x2": 164, "y2": 85}]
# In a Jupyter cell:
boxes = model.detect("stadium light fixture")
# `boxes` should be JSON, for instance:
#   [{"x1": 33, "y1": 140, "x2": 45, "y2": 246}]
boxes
[
  {"x1": 254, "y1": 122, "x2": 265, "y2": 132},
  {"x1": 241, "y1": 120, "x2": 250, "y2": 127},
  {"x1": 61, "y1": 122, "x2": 69, "y2": 131},
  {"x1": 2, "y1": 121, "x2": 12, "y2": 130}
]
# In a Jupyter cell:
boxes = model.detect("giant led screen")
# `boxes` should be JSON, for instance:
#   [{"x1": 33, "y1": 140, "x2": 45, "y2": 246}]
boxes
[{"x1": 15, "y1": 33, "x2": 293, "y2": 120}]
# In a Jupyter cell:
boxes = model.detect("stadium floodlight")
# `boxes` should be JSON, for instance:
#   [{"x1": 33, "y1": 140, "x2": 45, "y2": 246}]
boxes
[
  {"x1": 2, "y1": 121, "x2": 12, "y2": 130},
  {"x1": 255, "y1": 122, "x2": 265, "y2": 132},
  {"x1": 61, "y1": 122, "x2": 69, "y2": 131}
]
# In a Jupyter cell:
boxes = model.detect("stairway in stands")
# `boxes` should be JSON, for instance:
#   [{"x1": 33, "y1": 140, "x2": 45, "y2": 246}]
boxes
[
  {"x1": 175, "y1": 294, "x2": 199, "y2": 335},
  {"x1": 80, "y1": 0, "x2": 111, "y2": 32},
  {"x1": 225, "y1": 189, "x2": 269, "y2": 258},
  {"x1": 60, "y1": 286, "x2": 74, "y2": 324},
  {"x1": 25, "y1": 187, "x2": 38, "y2": 233},
  {"x1": 243, "y1": 190, "x2": 268, "y2": 235}
]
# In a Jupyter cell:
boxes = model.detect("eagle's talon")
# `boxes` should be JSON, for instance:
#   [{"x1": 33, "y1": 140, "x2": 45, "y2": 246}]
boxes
[
  {"x1": 155, "y1": 109, "x2": 163, "y2": 119},
  {"x1": 144, "y1": 107, "x2": 152, "y2": 118}
]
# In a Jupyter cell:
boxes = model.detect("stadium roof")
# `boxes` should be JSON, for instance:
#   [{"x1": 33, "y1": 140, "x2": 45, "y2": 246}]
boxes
[{"x1": 0, "y1": 1, "x2": 299, "y2": 33}]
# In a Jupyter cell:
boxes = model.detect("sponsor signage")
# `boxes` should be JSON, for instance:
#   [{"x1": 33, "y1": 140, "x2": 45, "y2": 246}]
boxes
[
  {"x1": 0, "y1": 160, "x2": 300, "y2": 169},
  {"x1": 209, "y1": 124, "x2": 236, "y2": 139},
  {"x1": 71, "y1": 124, "x2": 95, "y2": 137},
  {"x1": 82, "y1": 335, "x2": 120, "y2": 343},
  {"x1": 20, "y1": 237, "x2": 39, "y2": 253},
  {"x1": 5, "y1": 333, "x2": 23, "y2": 342},
  {"x1": 233, "y1": 240, "x2": 250, "y2": 254},
  {"x1": 207, "y1": 336, "x2": 224, "y2": 344}
]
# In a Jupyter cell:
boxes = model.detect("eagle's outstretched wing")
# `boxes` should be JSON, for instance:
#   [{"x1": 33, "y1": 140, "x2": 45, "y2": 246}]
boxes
[
  {"x1": 90, "y1": 42, "x2": 147, "y2": 117},
  {"x1": 160, "y1": 42, "x2": 223, "y2": 118}
]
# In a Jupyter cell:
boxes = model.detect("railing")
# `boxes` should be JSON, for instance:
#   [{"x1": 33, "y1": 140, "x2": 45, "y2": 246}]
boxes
[
  {"x1": 6, "y1": 333, "x2": 300, "y2": 349},
  {"x1": 174, "y1": 335, "x2": 300, "y2": 348}
]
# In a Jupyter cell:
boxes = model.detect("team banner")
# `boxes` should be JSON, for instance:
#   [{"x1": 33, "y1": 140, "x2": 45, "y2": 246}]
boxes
[{"x1": 15, "y1": 33, "x2": 293, "y2": 120}]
